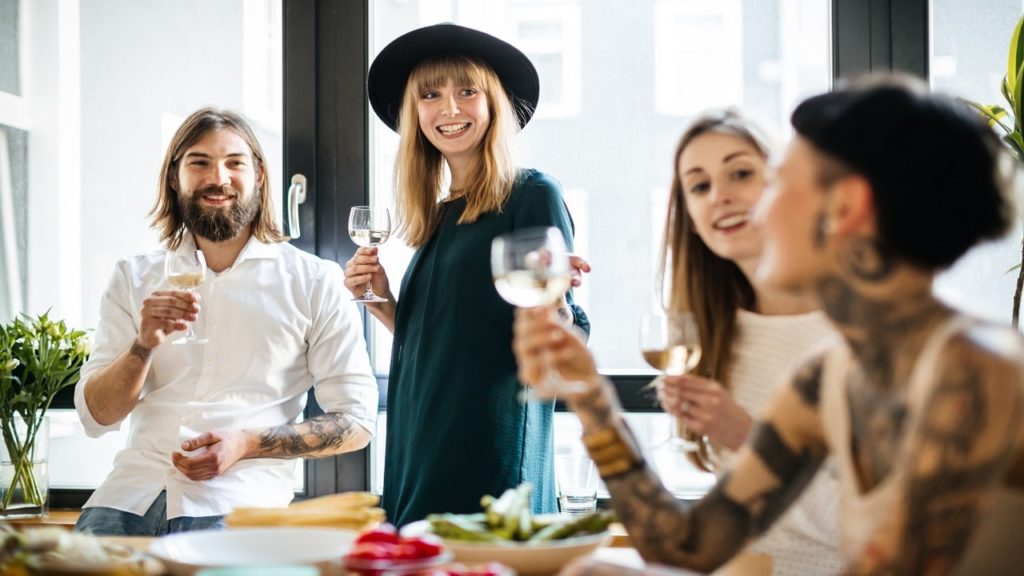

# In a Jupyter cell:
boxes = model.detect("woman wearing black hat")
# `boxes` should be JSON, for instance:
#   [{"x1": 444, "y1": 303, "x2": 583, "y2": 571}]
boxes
[
  {"x1": 344, "y1": 23, "x2": 588, "y2": 527},
  {"x1": 515, "y1": 75, "x2": 1024, "y2": 575}
]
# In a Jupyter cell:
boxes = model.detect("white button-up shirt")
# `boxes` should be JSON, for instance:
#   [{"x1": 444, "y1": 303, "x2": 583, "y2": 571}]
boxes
[{"x1": 74, "y1": 235, "x2": 377, "y2": 519}]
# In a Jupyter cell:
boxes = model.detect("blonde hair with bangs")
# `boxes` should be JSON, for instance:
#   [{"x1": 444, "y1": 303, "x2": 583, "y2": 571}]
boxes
[{"x1": 394, "y1": 55, "x2": 520, "y2": 247}]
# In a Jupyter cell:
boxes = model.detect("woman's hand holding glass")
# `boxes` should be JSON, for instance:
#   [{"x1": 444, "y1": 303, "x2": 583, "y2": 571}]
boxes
[
  {"x1": 658, "y1": 374, "x2": 753, "y2": 451},
  {"x1": 493, "y1": 227, "x2": 585, "y2": 400},
  {"x1": 343, "y1": 245, "x2": 394, "y2": 305},
  {"x1": 512, "y1": 307, "x2": 600, "y2": 400},
  {"x1": 347, "y1": 206, "x2": 392, "y2": 303}
]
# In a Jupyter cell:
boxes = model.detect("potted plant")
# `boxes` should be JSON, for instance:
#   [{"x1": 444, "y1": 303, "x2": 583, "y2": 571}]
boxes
[
  {"x1": 0, "y1": 312, "x2": 88, "y2": 516},
  {"x1": 965, "y1": 13, "x2": 1024, "y2": 328}
]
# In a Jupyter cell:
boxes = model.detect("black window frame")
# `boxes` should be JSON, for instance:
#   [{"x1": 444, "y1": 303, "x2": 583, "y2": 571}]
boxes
[{"x1": 50, "y1": 0, "x2": 928, "y2": 508}]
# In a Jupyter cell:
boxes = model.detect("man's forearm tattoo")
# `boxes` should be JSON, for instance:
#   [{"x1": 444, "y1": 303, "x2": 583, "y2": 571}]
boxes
[{"x1": 257, "y1": 413, "x2": 360, "y2": 458}]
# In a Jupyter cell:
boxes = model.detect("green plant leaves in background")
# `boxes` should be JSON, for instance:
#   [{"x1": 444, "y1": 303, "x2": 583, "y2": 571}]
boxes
[{"x1": 0, "y1": 311, "x2": 90, "y2": 423}]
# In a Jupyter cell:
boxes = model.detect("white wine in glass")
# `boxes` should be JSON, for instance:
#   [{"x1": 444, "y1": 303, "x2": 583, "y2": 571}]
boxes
[
  {"x1": 348, "y1": 206, "x2": 392, "y2": 303},
  {"x1": 640, "y1": 312, "x2": 703, "y2": 451},
  {"x1": 165, "y1": 250, "x2": 208, "y2": 345},
  {"x1": 491, "y1": 227, "x2": 581, "y2": 400}
]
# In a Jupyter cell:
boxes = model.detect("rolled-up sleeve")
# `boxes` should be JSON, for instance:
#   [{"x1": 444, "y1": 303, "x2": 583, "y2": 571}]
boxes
[
  {"x1": 75, "y1": 261, "x2": 137, "y2": 437},
  {"x1": 306, "y1": 263, "x2": 378, "y2": 435}
]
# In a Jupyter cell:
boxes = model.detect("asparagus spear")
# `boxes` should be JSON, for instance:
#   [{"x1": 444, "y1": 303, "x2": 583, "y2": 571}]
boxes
[
  {"x1": 427, "y1": 513, "x2": 504, "y2": 542},
  {"x1": 527, "y1": 509, "x2": 616, "y2": 542}
]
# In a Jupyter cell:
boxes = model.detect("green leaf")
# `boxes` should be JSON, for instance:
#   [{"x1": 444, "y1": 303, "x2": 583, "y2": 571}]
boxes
[
  {"x1": 965, "y1": 100, "x2": 1014, "y2": 133},
  {"x1": 1014, "y1": 60, "x2": 1024, "y2": 129},
  {"x1": 1008, "y1": 14, "x2": 1024, "y2": 89}
]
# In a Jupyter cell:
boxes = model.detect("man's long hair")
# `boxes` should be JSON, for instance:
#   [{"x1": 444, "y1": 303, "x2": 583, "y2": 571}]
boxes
[{"x1": 150, "y1": 107, "x2": 286, "y2": 249}]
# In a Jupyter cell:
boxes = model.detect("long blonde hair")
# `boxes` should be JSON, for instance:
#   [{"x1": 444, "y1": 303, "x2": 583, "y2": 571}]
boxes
[
  {"x1": 394, "y1": 55, "x2": 520, "y2": 247},
  {"x1": 659, "y1": 110, "x2": 772, "y2": 470},
  {"x1": 150, "y1": 107, "x2": 286, "y2": 249}
]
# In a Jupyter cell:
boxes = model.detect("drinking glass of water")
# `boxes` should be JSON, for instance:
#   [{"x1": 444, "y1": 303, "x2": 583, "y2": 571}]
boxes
[
  {"x1": 348, "y1": 206, "x2": 391, "y2": 303},
  {"x1": 555, "y1": 453, "x2": 599, "y2": 516}
]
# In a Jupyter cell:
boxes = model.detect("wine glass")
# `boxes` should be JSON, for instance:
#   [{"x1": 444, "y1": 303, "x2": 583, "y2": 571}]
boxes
[
  {"x1": 639, "y1": 312, "x2": 703, "y2": 452},
  {"x1": 491, "y1": 227, "x2": 582, "y2": 400},
  {"x1": 165, "y1": 250, "x2": 208, "y2": 345},
  {"x1": 348, "y1": 206, "x2": 392, "y2": 303}
]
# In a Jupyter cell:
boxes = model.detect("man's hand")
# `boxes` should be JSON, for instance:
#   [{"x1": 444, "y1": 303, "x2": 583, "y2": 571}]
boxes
[
  {"x1": 172, "y1": 429, "x2": 255, "y2": 481},
  {"x1": 138, "y1": 290, "x2": 200, "y2": 349}
]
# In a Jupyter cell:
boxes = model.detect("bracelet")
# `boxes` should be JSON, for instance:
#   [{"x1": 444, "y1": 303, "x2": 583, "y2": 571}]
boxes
[{"x1": 581, "y1": 422, "x2": 645, "y2": 480}]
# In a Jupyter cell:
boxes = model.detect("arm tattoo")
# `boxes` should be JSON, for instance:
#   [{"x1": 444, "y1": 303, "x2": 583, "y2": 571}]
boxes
[
  {"x1": 603, "y1": 451, "x2": 753, "y2": 572},
  {"x1": 129, "y1": 342, "x2": 152, "y2": 363},
  {"x1": 894, "y1": 361, "x2": 1018, "y2": 574},
  {"x1": 576, "y1": 373, "x2": 826, "y2": 571},
  {"x1": 792, "y1": 358, "x2": 824, "y2": 408},
  {"x1": 257, "y1": 412, "x2": 362, "y2": 458}
]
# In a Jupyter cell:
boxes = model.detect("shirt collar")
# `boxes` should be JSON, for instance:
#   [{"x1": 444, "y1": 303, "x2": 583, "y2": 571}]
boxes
[{"x1": 173, "y1": 232, "x2": 282, "y2": 264}]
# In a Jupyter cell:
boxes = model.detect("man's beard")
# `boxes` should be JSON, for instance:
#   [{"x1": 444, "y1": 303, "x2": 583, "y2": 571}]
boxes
[{"x1": 182, "y1": 184, "x2": 260, "y2": 242}]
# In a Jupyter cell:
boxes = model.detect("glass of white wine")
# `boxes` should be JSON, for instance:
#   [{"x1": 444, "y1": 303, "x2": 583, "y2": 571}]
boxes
[
  {"x1": 165, "y1": 249, "x2": 208, "y2": 345},
  {"x1": 348, "y1": 206, "x2": 392, "y2": 303},
  {"x1": 640, "y1": 312, "x2": 703, "y2": 452},
  {"x1": 492, "y1": 226, "x2": 582, "y2": 401}
]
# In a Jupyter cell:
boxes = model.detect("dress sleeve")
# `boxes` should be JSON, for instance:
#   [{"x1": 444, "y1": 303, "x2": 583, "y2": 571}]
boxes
[
  {"x1": 511, "y1": 170, "x2": 590, "y2": 336},
  {"x1": 75, "y1": 261, "x2": 137, "y2": 437},
  {"x1": 306, "y1": 262, "x2": 379, "y2": 435}
]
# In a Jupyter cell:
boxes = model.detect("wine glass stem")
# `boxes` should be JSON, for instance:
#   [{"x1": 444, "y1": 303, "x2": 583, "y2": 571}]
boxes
[
  {"x1": 184, "y1": 288, "x2": 197, "y2": 341},
  {"x1": 362, "y1": 282, "x2": 375, "y2": 299}
]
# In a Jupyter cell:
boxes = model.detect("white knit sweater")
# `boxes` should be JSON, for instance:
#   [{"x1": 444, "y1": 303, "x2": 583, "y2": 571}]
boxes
[{"x1": 720, "y1": 309, "x2": 844, "y2": 576}]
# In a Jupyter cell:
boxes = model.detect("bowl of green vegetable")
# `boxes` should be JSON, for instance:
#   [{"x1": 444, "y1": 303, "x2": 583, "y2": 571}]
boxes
[{"x1": 405, "y1": 484, "x2": 614, "y2": 576}]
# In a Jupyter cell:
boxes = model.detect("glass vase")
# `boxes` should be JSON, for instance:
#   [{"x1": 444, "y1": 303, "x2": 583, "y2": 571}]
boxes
[{"x1": 0, "y1": 415, "x2": 49, "y2": 518}]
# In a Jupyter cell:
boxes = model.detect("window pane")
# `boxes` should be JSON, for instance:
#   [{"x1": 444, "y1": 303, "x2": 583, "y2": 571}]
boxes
[
  {"x1": 19, "y1": 0, "x2": 285, "y2": 490},
  {"x1": 0, "y1": 124, "x2": 27, "y2": 323},
  {"x1": 930, "y1": 0, "x2": 1024, "y2": 327},
  {"x1": 368, "y1": 0, "x2": 831, "y2": 373},
  {"x1": 0, "y1": 0, "x2": 19, "y2": 95}
]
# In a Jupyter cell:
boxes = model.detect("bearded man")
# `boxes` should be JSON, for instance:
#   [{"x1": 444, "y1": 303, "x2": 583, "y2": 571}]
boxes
[{"x1": 73, "y1": 108, "x2": 377, "y2": 536}]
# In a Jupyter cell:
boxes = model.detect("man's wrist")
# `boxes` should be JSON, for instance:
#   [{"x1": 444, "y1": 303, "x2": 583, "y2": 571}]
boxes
[{"x1": 129, "y1": 339, "x2": 154, "y2": 362}]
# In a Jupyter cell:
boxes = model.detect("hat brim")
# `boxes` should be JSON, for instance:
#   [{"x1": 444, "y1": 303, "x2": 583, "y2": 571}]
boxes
[{"x1": 368, "y1": 23, "x2": 539, "y2": 132}]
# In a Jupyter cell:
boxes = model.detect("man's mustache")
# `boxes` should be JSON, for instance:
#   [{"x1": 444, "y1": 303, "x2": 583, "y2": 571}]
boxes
[{"x1": 193, "y1": 184, "x2": 239, "y2": 200}]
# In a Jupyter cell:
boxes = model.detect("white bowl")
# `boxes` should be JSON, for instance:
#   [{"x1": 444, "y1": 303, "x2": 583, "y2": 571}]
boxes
[
  {"x1": 403, "y1": 517, "x2": 610, "y2": 576},
  {"x1": 147, "y1": 527, "x2": 357, "y2": 576}
]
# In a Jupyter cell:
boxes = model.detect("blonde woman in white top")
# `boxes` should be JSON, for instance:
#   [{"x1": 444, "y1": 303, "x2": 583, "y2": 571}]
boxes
[{"x1": 654, "y1": 110, "x2": 843, "y2": 575}]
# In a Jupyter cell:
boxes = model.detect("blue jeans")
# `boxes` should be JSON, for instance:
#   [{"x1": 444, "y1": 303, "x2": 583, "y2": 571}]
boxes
[{"x1": 74, "y1": 491, "x2": 226, "y2": 536}]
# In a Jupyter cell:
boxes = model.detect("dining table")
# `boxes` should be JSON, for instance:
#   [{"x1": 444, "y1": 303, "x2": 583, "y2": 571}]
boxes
[{"x1": 100, "y1": 532, "x2": 772, "y2": 576}]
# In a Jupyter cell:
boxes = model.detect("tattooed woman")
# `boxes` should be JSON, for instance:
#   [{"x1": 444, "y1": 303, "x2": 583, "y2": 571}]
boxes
[{"x1": 514, "y1": 75, "x2": 1024, "y2": 575}]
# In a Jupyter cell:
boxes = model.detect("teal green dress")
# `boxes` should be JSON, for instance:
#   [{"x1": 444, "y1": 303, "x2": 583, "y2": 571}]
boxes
[{"x1": 382, "y1": 169, "x2": 589, "y2": 527}]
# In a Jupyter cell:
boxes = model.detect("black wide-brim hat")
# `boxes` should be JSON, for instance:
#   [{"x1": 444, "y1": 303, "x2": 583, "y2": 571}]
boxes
[{"x1": 367, "y1": 23, "x2": 540, "y2": 132}]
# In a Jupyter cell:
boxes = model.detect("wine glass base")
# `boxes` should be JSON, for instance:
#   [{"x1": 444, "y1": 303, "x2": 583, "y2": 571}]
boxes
[
  {"x1": 352, "y1": 294, "x2": 389, "y2": 303},
  {"x1": 172, "y1": 338, "x2": 209, "y2": 345}
]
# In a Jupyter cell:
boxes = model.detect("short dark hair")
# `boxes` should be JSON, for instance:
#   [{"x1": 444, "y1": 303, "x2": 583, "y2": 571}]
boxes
[{"x1": 791, "y1": 75, "x2": 1014, "y2": 270}]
